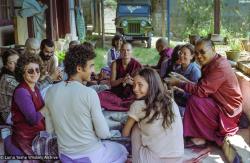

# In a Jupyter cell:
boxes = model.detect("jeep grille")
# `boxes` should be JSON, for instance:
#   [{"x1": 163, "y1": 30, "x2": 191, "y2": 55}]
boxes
[{"x1": 128, "y1": 23, "x2": 140, "y2": 33}]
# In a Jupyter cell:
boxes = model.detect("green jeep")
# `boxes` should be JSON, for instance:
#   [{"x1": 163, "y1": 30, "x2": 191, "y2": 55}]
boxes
[{"x1": 115, "y1": 0, "x2": 153, "y2": 48}]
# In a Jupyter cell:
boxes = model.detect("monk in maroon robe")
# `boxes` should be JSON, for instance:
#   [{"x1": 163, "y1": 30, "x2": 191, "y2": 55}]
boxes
[
  {"x1": 168, "y1": 38, "x2": 242, "y2": 146},
  {"x1": 98, "y1": 43, "x2": 141, "y2": 111}
]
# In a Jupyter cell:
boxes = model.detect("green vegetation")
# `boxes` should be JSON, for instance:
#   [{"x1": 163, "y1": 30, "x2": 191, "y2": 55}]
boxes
[
  {"x1": 171, "y1": 0, "x2": 250, "y2": 40},
  {"x1": 55, "y1": 50, "x2": 66, "y2": 65},
  {"x1": 228, "y1": 39, "x2": 243, "y2": 51},
  {"x1": 94, "y1": 48, "x2": 108, "y2": 72},
  {"x1": 104, "y1": 0, "x2": 117, "y2": 9},
  {"x1": 172, "y1": 0, "x2": 214, "y2": 40}
]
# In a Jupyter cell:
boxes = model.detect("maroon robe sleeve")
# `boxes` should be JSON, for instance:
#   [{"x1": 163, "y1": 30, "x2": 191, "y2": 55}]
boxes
[{"x1": 181, "y1": 63, "x2": 225, "y2": 98}]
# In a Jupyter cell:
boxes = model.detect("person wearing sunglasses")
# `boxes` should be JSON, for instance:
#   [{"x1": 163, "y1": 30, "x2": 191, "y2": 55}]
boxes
[
  {"x1": 168, "y1": 38, "x2": 242, "y2": 148},
  {"x1": 5, "y1": 54, "x2": 46, "y2": 156},
  {"x1": 0, "y1": 49, "x2": 19, "y2": 125}
]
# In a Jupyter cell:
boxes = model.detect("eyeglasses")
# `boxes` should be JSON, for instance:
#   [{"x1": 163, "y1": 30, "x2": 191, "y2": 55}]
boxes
[
  {"x1": 7, "y1": 61, "x2": 17, "y2": 65},
  {"x1": 26, "y1": 68, "x2": 40, "y2": 75}
]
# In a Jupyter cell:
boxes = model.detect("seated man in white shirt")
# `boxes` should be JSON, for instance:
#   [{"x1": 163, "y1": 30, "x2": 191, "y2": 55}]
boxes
[{"x1": 44, "y1": 42, "x2": 128, "y2": 163}]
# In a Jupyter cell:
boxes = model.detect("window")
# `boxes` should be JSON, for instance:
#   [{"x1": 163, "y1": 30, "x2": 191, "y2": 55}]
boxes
[{"x1": 0, "y1": 0, "x2": 14, "y2": 26}]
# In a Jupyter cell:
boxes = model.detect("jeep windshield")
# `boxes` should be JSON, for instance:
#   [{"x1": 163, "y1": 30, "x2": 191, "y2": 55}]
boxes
[{"x1": 117, "y1": 5, "x2": 150, "y2": 17}]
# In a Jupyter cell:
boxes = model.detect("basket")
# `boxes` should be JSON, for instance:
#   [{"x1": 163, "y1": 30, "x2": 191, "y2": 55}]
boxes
[{"x1": 226, "y1": 50, "x2": 240, "y2": 62}]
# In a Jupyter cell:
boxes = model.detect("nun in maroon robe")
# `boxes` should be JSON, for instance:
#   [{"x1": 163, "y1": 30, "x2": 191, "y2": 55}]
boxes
[
  {"x1": 98, "y1": 43, "x2": 141, "y2": 111},
  {"x1": 169, "y1": 39, "x2": 242, "y2": 146}
]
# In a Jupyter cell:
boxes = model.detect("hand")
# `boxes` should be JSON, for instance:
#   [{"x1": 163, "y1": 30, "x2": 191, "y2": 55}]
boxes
[
  {"x1": 166, "y1": 76, "x2": 182, "y2": 86},
  {"x1": 51, "y1": 67, "x2": 62, "y2": 81},
  {"x1": 173, "y1": 86, "x2": 184, "y2": 93},
  {"x1": 125, "y1": 74, "x2": 134, "y2": 85},
  {"x1": 122, "y1": 74, "x2": 133, "y2": 86},
  {"x1": 126, "y1": 76, "x2": 134, "y2": 85},
  {"x1": 169, "y1": 72, "x2": 190, "y2": 82},
  {"x1": 40, "y1": 107, "x2": 47, "y2": 117}
]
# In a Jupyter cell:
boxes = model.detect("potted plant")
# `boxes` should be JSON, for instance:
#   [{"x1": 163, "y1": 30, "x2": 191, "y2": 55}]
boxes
[
  {"x1": 226, "y1": 39, "x2": 243, "y2": 62},
  {"x1": 241, "y1": 39, "x2": 250, "y2": 52}
]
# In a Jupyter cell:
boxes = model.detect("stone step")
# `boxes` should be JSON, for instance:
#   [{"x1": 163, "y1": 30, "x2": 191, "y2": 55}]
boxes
[
  {"x1": 223, "y1": 129, "x2": 250, "y2": 163},
  {"x1": 184, "y1": 145, "x2": 227, "y2": 163}
]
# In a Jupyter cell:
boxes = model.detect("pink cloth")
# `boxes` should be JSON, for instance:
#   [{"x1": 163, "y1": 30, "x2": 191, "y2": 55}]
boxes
[
  {"x1": 98, "y1": 58, "x2": 141, "y2": 111},
  {"x1": 180, "y1": 54, "x2": 242, "y2": 117},
  {"x1": 181, "y1": 54, "x2": 242, "y2": 145},
  {"x1": 183, "y1": 96, "x2": 241, "y2": 145},
  {"x1": 155, "y1": 48, "x2": 173, "y2": 69}
]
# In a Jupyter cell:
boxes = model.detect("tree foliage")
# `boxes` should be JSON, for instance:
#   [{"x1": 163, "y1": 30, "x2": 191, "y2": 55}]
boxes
[{"x1": 171, "y1": 0, "x2": 250, "y2": 40}]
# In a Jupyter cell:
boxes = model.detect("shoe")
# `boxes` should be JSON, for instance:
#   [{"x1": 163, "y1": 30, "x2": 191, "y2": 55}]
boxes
[{"x1": 185, "y1": 139, "x2": 207, "y2": 148}]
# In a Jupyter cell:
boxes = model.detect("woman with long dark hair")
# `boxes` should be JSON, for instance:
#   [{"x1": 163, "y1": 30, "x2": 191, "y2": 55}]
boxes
[
  {"x1": 0, "y1": 49, "x2": 19, "y2": 124},
  {"x1": 122, "y1": 68, "x2": 184, "y2": 163}
]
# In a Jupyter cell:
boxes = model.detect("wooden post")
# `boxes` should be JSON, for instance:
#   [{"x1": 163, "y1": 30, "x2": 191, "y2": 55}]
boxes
[
  {"x1": 161, "y1": 0, "x2": 166, "y2": 37},
  {"x1": 101, "y1": 0, "x2": 104, "y2": 48},
  {"x1": 214, "y1": 0, "x2": 220, "y2": 34},
  {"x1": 98, "y1": 0, "x2": 101, "y2": 36},
  {"x1": 27, "y1": 17, "x2": 34, "y2": 38},
  {"x1": 46, "y1": 0, "x2": 59, "y2": 41}
]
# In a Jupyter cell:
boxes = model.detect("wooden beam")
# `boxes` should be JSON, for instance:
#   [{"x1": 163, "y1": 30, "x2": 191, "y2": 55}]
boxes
[
  {"x1": 27, "y1": 17, "x2": 34, "y2": 38},
  {"x1": 161, "y1": 0, "x2": 166, "y2": 37},
  {"x1": 214, "y1": 0, "x2": 220, "y2": 34},
  {"x1": 46, "y1": 0, "x2": 59, "y2": 41},
  {"x1": 101, "y1": 0, "x2": 104, "y2": 48},
  {"x1": 98, "y1": 0, "x2": 101, "y2": 35}
]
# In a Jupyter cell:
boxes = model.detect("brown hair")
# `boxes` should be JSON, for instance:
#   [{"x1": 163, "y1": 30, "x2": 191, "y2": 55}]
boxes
[
  {"x1": 15, "y1": 53, "x2": 42, "y2": 82},
  {"x1": 180, "y1": 43, "x2": 195, "y2": 62},
  {"x1": 138, "y1": 68, "x2": 174, "y2": 128},
  {"x1": 64, "y1": 42, "x2": 96, "y2": 77},
  {"x1": 112, "y1": 34, "x2": 124, "y2": 47}
]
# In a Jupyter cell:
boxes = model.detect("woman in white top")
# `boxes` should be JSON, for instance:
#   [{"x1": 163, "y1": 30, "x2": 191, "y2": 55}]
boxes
[
  {"x1": 123, "y1": 67, "x2": 184, "y2": 163},
  {"x1": 106, "y1": 35, "x2": 124, "y2": 67}
]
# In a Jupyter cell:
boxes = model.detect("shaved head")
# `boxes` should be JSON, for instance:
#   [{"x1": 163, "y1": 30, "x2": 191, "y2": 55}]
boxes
[
  {"x1": 156, "y1": 38, "x2": 169, "y2": 53},
  {"x1": 156, "y1": 38, "x2": 168, "y2": 47},
  {"x1": 25, "y1": 38, "x2": 41, "y2": 55}
]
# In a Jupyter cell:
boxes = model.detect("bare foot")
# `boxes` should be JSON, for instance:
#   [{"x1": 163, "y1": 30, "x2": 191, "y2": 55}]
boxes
[{"x1": 191, "y1": 137, "x2": 206, "y2": 145}]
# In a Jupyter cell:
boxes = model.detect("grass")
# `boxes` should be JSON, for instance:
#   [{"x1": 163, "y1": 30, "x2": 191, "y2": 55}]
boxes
[{"x1": 94, "y1": 47, "x2": 159, "y2": 72}]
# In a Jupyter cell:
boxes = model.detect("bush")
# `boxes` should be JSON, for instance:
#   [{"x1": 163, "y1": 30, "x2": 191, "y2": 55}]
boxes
[{"x1": 104, "y1": 0, "x2": 117, "y2": 9}]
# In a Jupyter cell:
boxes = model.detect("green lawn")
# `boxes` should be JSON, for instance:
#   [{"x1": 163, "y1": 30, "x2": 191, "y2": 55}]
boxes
[{"x1": 94, "y1": 47, "x2": 159, "y2": 72}]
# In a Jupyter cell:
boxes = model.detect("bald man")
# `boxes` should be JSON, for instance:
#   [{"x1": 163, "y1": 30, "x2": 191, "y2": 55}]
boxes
[
  {"x1": 25, "y1": 38, "x2": 41, "y2": 55},
  {"x1": 169, "y1": 38, "x2": 242, "y2": 147},
  {"x1": 152, "y1": 38, "x2": 173, "y2": 77}
]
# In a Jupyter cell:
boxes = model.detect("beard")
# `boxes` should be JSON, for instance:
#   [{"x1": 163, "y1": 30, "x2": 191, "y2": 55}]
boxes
[{"x1": 40, "y1": 52, "x2": 52, "y2": 61}]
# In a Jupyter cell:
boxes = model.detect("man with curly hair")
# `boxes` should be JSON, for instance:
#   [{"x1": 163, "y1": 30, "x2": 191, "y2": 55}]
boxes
[{"x1": 44, "y1": 43, "x2": 128, "y2": 163}]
